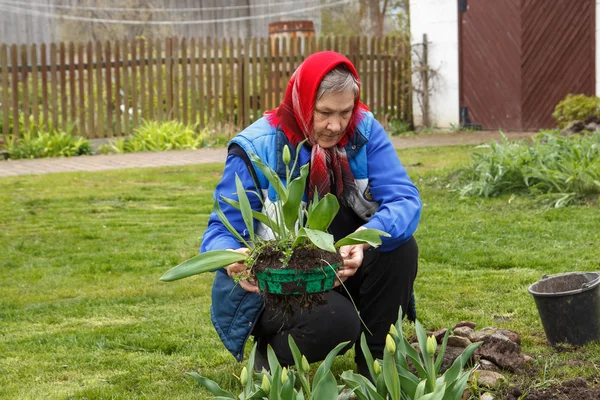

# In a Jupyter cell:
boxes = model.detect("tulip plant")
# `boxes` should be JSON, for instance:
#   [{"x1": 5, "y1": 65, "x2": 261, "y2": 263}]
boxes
[
  {"x1": 160, "y1": 142, "x2": 388, "y2": 283},
  {"x1": 340, "y1": 308, "x2": 482, "y2": 400},
  {"x1": 188, "y1": 335, "x2": 349, "y2": 399}
]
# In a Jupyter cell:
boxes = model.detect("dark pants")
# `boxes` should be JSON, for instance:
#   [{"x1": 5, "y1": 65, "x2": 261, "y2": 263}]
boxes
[{"x1": 252, "y1": 236, "x2": 418, "y2": 374}]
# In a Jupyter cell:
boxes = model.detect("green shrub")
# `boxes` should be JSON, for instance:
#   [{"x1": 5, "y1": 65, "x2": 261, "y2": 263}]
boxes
[
  {"x1": 454, "y1": 131, "x2": 600, "y2": 207},
  {"x1": 552, "y1": 94, "x2": 600, "y2": 128},
  {"x1": 2, "y1": 128, "x2": 93, "y2": 159},
  {"x1": 387, "y1": 119, "x2": 413, "y2": 136},
  {"x1": 108, "y1": 120, "x2": 228, "y2": 153}
]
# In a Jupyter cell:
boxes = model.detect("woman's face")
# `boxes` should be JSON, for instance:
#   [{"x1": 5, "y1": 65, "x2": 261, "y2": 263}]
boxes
[{"x1": 312, "y1": 90, "x2": 355, "y2": 148}]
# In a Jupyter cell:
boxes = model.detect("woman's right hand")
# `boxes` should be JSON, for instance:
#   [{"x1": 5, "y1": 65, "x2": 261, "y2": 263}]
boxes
[{"x1": 224, "y1": 248, "x2": 260, "y2": 293}]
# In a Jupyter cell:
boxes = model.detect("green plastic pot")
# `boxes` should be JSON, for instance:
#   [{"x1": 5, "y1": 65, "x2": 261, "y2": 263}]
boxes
[{"x1": 256, "y1": 264, "x2": 340, "y2": 295}]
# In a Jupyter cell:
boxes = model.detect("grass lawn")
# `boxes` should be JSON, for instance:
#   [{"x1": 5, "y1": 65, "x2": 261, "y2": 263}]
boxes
[{"x1": 1, "y1": 145, "x2": 599, "y2": 399}]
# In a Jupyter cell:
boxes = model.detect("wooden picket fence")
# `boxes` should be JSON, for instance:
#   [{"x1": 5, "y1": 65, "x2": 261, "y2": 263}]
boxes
[{"x1": 0, "y1": 35, "x2": 411, "y2": 139}]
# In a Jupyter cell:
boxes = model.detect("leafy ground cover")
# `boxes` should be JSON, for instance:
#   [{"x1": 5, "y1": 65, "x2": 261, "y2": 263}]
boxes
[{"x1": 1, "y1": 145, "x2": 599, "y2": 399}]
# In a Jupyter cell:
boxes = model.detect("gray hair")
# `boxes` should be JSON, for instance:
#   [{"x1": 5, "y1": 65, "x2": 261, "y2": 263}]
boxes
[{"x1": 316, "y1": 65, "x2": 359, "y2": 100}]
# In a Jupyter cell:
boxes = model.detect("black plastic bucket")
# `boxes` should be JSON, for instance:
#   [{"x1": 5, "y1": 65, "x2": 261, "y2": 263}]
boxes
[{"x1": 528, "y1": 272, "x2": 600, "y2": 346}]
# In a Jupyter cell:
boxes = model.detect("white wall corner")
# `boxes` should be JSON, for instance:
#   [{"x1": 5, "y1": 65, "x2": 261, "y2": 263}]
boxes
[{"x1": 409, "y1": 0, "x2": 460, "y2": 128}]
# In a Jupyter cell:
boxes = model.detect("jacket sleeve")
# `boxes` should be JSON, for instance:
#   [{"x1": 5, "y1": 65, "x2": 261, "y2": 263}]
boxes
[
  {"x1": 362, "y1": 120, "x2": 422, "y2": 250},
  {"x1": 200, "y1": 154, "x2": 263, "y2": 253}
]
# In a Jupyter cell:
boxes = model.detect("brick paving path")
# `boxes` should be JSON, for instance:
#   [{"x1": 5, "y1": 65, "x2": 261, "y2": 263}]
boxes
[{"x1": 0, "y1": 131, "x2": 535, "y2": 178}]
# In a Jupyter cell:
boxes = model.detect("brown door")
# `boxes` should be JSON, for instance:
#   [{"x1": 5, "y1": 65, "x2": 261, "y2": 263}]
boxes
[
  {"x1": 459, "y1": 0, "x2": 596, "y2": 131},
  {"x1": 459, "y1": 0, "x2": 523, "y2": 130}
]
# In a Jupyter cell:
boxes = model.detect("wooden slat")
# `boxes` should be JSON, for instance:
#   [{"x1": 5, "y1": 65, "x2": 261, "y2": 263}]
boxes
[
  {"x1": 230, "y1": 37, "x2": 237, "y2": 124},
  {"x1": 130, "y1": 40, "x2": 139, "y2": 129},
  {"x1": 104, "y1": 41, "x2": 113, "y2": 137},
  {"x1": 389, "y1": 37, "x2": 397, "y2": 121},
  {"x1": 171, "y1": 38, "x2": 179, "y2": 122},
  {"x1": 243, "y1": 37, "x2": 250, "y2": 128},
  {"x1": 403, "y1": 40, "x2": 412, "y2": 121},
  {"x1": 249, "y1": 37, "x2": 257, "y2": 121},
  {"x1": 139, "y1": 39, "x2": 147, "y2": 123},
  {"x1": 189, "y1": 38, "x2": 197, "y2": 125},
  {"x1": 113, "y1": 41, "x2": 121, "y2": 137},
  {"x1": 259, "y1": 37, "x2": 266, "y2": 114},
  {"x1": 49, "y1": 43, "x2": 58, "y2": 135},
  {"x1": 95, "y1": 41, "x2": 104, "y2": 138},
  {"x1": 181, "y1": 38, "x2": 189, "y2": 125},
  {"x1": 369, "y1": 37, "x2": 375, "y2": 116},
  {"x1": 237, "y1": 38, "x2": 243, "y2": 126},
  {"x1": 205, "y1": 37, "x2": 213, "y2": 125},
  {"x1": 165, "y1": 37, "x2": 173, "y2": 120},
  {"x1": 360, "y1": 37, "x2": 368, "y2": 106},
  {"x1": 31, "y1": 44, "x2": 40, "y2": 129},
  {"x1": 1, "y1": 45, "x2": 9, "y2": 137},
  {"x1": 212, "y1": 37, "x2": 219, "y2": 126},
  {"x1": 120, "y1": 39, "x2": 129, "y2": 134},
  {"x1": 40, "y1": 44, "x2": 49, "y2": 131},
  {"x1": 20, "y1": 45, "x2": 30, "y2": 134},
  {"x1": 68, "y1": 42, "x2": 76, "y2": 129},
  {"x1": 383, "y1": 37, "x2": 389, "y2": 119},
  {"x1": 281, "y1": 37, "x2": 288, "y2": 93},
  {"x1": 58, "y1": 42, "x2": 69, "y2": 131},
  {"x1": 155, "y1": 38, "x2": 163, "y2": 122},
  {"x1": 273, "y1": 37, "x2": 281, "y2": 107},
  {"x1": 197, "y1": 38, "x2": 205, "y2": 125},
  {"x1": 146, "y1": 39, "x2": 154, "y2": 121},
  {"x1": 221, "y1": 37, "x2": 228, "y2": 125},
  {"x1": 77, "y1": 43, "x2": 85, "y2": 136}
]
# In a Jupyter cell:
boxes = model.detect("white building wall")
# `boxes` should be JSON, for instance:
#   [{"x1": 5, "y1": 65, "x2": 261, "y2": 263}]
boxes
[{"x1": 409, "y1": 0, "x2": 459, "y2": 128}]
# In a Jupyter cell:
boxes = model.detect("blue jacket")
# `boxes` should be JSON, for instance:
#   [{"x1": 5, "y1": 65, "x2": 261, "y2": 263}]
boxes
[{"x1": 202, "y1": 112, "x2": 422, "y2": 361}]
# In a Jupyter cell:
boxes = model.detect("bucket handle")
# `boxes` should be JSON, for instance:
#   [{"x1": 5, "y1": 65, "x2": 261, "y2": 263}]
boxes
[{"x1": 541, "y1": 272, "x2": 600, "y2": 290}]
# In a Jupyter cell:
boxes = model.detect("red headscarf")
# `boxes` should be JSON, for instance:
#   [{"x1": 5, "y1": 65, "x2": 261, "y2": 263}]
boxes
[{"x1": 265, "y1": 51, "x2": 369, "y2": 202}]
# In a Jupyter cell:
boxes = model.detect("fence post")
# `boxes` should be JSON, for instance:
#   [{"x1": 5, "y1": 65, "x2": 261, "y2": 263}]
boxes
[{"x1": 421, "y1": 33, "x2": 430, "y2": 128}]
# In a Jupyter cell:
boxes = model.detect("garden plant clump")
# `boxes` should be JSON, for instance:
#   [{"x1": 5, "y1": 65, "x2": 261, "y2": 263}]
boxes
[
  {"x1": 160, "y1": 142, "x2": 388, "y2": 310},
  {"x1": 189, "y1": 308, "x2": 482, "y2": 400},
  {"x1": 102, "y1": 120, "x2": 230, "y2": 154},
  {"x1": 1, "y1": 127, "x2": 92, "y2": 159},
  {"x1": 454, "y1": 131, "x2": 600, "y2": 207}
]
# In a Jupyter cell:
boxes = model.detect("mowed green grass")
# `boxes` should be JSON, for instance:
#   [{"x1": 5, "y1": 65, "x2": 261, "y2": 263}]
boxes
[{"x1": 1, "y1": 145, "x2": 598, "y2": 399}]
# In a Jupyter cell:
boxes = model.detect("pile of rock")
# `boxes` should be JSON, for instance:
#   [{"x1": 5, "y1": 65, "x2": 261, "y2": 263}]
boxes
[
  {"x1": 559, "y1": 114, "x2": 600, "y2": 136},
  {"x1": 424, "y1": 322, "x2": 531, "y2": 399}
]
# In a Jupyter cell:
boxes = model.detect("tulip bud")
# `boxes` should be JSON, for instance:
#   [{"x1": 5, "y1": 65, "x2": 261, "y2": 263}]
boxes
[
  {"x1": 281, "y1": 367, "x2": 289, "y2": 384},
  {"x1": 240, "y1": 366, "x2": 248, "y2": 385},
  {"x1": 301, "y1": 355, "x2": 310, "y2": 373},
  {"x1": 389, "y1": 324, "x2": 399, "y2": 337},
  {"x1": 261, "y1": 374, "x2": 271, "y2": 393},
  {"x1": 385, "y1": 334, "x2": 396, "y2": 354},
  {"x1": 373, "y1": 360, "x2": 381, "y2": 376},
  {"x1": 282, "y1": 145, "x2": 291, "y2": 165},
  {"x1": 426, "y1": 335, "x2": 437, "y2": 357}
]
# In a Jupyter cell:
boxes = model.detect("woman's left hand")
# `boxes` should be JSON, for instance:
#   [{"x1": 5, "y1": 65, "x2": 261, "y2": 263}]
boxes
[{"x1": 335, "y1": 241, "x2": 369, "y2": 286}]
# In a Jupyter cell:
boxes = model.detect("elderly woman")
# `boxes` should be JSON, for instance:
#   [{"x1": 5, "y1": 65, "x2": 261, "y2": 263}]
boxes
[{"x1": 201, "y1": 51, "x2": 421, "y2": 374}]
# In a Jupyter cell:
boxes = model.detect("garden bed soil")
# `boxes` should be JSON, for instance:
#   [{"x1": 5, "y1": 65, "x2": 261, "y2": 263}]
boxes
[{"x1": 502, "y1": 377, "x2": 600, "y2": 399}]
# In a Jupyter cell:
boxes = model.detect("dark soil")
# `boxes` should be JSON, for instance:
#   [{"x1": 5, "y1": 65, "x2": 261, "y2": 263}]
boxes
[
  {"x1": 252, "y1": 243, "x2": 342, "y2": 314},
  {"x1": 502, "y1": 378, "x2": 600, "y2": 400}
]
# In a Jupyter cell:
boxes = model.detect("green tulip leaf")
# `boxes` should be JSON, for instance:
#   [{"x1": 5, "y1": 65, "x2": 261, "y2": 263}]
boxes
[
  {"x1": 249, "y1": 153, "x2": 288, "y2": 203},
  {"x1": 282, "y1": 164, "x2": 309, "y2": 230},
  {"x1": 334, "y1": 228, "x2": 390, "y2": 248},
  {"x1": 303, "y1": 228, "x2": 336, "y2": 253},
  {"x1": 306, "y1": 193, "x2": 339, "y2": 231},
  {"x1": 185, "y1": 373, "x2": 235, "y2": 399},
  {"x1": 160, "y1": 250, "x2": 248, "y2": 281},
  {"x1": 234, "y1": 174, "x2": 255, "y2": 243}
]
